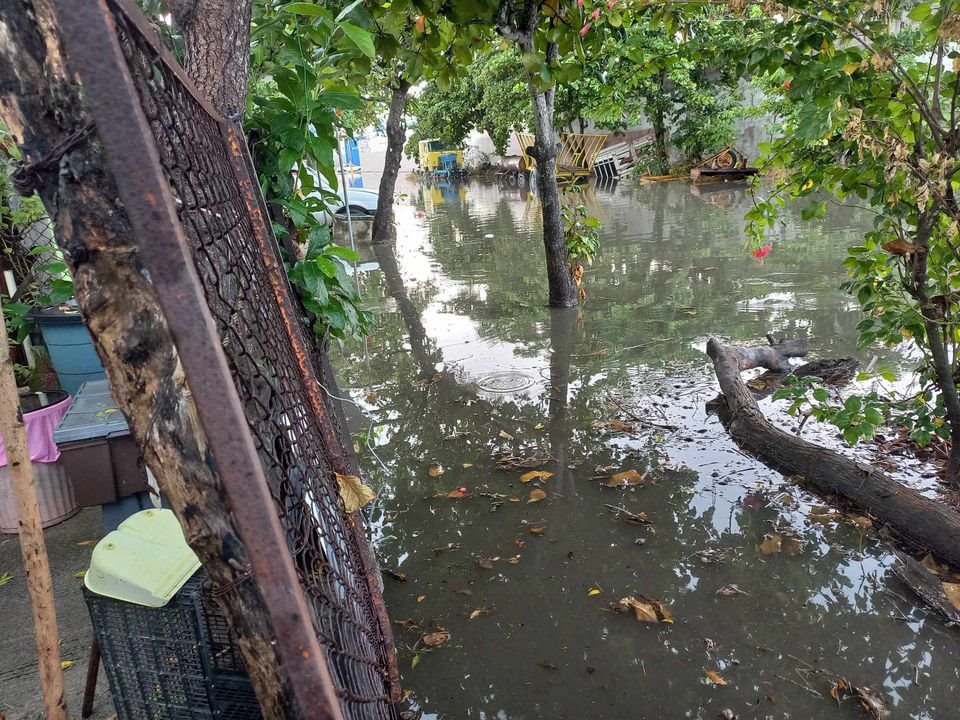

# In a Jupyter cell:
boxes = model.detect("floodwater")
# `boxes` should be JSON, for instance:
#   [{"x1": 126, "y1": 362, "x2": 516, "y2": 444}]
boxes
[{"x1": 333, "y1": 178, "x2": 960, "y2": 719}]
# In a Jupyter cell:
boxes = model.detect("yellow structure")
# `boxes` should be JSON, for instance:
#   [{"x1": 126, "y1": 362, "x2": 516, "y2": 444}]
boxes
[
  {"x1": 418, "y1": 139, "x2": 464, "y2": 171},
  {"x1": 515, "y1": 132, "x2": 608, "y2": 181}
]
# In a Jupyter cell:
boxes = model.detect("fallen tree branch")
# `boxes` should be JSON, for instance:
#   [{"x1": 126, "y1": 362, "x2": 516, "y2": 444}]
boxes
[
  {"x1": 729, "y1": 334, "x2": 810, "y2": 373},
  {"x1": 706, "y1": 338, "x2": 960, "y2": 570}
]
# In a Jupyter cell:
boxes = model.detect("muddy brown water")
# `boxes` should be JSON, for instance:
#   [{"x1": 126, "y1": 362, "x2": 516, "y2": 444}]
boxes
[{"x1": 333, "y1": 178, "x2": 959, "y2": 719}]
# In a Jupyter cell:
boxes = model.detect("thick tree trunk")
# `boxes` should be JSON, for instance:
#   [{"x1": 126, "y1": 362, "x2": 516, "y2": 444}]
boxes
[
  {"x1": 0, "y1": 4, "x2": 296, "y2": 716},
  {"x1": 372, "y1": 79, "x2": 410, "y2": 244},
  {"x1": 525, "y1": 47, "x2": 577, "y2": 308},
  {"x1": 167, "y1": 0, "x2": 254, "y2": 119},
  {"x1": 707, "y1": 338, "x2": 960, "y2": 569}
]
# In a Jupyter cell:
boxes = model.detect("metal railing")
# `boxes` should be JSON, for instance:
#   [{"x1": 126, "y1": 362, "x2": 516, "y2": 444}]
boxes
[{"x1": 55, "y1": 0, "x2": 399, "y2": 717}]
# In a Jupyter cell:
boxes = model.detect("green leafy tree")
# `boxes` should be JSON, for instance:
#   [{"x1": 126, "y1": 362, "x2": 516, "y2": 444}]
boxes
[{"x1": 744, "y1": 1, "x2": 960, "y2": 484}]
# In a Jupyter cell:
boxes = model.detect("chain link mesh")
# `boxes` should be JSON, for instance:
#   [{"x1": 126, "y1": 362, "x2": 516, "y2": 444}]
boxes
[{"x1": 108, "y1": 5, "x2": 395, "y2": 717}]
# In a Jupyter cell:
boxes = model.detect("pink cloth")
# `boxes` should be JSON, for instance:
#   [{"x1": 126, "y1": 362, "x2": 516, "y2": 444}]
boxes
[{"x1": 0, "y1": 395, "x2": 72, "y2": 466}]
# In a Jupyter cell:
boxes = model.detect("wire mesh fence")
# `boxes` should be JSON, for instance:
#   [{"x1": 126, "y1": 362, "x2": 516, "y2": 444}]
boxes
[{"x1": 87, "y1": 2, "x2": 398, "y2": 717}]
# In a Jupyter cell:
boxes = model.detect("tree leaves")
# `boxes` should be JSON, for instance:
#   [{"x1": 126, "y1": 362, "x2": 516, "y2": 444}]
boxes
[
  {"x1": 528, "y1": 489, "x2": 547, "y2": 503},
  {"x1": 340, "y1": 22, "x2": 375, "y2": 58},
  {"x1": 603, "y1": 469, "x2": 649, "y2": 487},
  {"x1": 617, "y1": 595, "x2": 673, "y2": 623},
  {"x1": 335, "y1": 473, "x2": 376, "y2": 512},
  {"x1": 520, "y1": 470, "x2": 553, "y2": 483}
]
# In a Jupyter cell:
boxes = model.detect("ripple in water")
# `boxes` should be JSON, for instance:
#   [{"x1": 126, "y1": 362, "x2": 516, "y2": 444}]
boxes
[{"x1": 476, "y1": 370, "x2": 535, "y2": 393}]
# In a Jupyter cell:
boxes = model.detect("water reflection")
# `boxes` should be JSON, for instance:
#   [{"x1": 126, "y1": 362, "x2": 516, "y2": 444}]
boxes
[{"x1": 336, "y1": 178, "x2": 959, "y2": 719}]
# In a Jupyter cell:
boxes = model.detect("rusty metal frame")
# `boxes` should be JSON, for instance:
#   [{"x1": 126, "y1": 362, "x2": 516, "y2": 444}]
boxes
[{"x1": 54, "y1": 0, "x2": 346, "y2": 716}]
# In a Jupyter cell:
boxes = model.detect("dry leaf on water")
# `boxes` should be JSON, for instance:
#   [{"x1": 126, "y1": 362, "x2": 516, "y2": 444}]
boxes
[
  {"x1": 528, "y1": 489, "x2": 547, "y2": 503},
  {"x1": 520, "y1": 470, "x2": 554, "y2": 483},
  {"x1": 416, "y1": 594, "x2": 426, "y2": 603},
  {"x1": 447, "y1": 487, "x2": 468, "y2": 499},
  {"x1": 469, "y1": 608, "x2": 489, "y2": 620},
  {"x1": 385, "y1": 569, "x2": 407, "y2": 583},
  {"x1": 422, "y1": 631, "x2": 449, "y2": 648},
  {"x1": 618, "y1": 595, "x2": 673, "y2": 623},
  {"x1": 759, "y1": 534, "x2": 782, "y2": 555},
  {"x1": 705, "y1": 670, "x2": 728, "y2": 685},
  {"x1": 477, "y1": 557, "x2": 495, "y2": 570},
  {"x1": 604, "y1": 470, "x2": 648, "y2": 488},
  {"x1": 594, "y1": 419, "x2": 633, "y2": 433},
  {"x1": 715, "y1": 584, "x2": 747, "y2": 597},
  {"x1": 830, "y1": 678, "x2": 890, "y2": 720},
  {"x1": 528, "y1": 526, "x2": 546, "y2": 536},
  {"x1": 498, "y1": 430, "x2": 514, "y2": 440},
  {"x1": 335, "y1": 473, "x2": 376, "y2": 512},
  {"x1": 462, "y1": 463, "x2": 474, "y2": 469},
  {"x1": 428, "y1": 464, "x2": 445, "y2": 477},
  {"x1": 942, "y1": 581, "x2": 960, "y2": 611},
  {"x1": 61, "y1": 660, "x2": 75, "y2": 670},
  {"x1": 587, "y1": 587, "x2": 602, "y2": 597}
]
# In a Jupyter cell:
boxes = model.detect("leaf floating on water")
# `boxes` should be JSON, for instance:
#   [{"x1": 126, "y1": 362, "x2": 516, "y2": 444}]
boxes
[
  {"x1": 705, "y1": 670, "x2": 728, "y2": 686},
  {"x1": 758, "y1": 534, "x2": 782, "y2": 555},
  {"x1": 422, "y1": 630, "x2": 449, "y2": 648},
  {"x1": 520, "y1": 470, "x2": 554, "y2": 483},
  {"x1": 506, "y1": 555, "x2": 521, "y2": 564},
  {"x1": 942, "y1": 581, "x2": 960, "y2": 611},
  {"x1": 0, "y1": 572, "x2": 13, "y2": 586},
  {"x1": 830, "y1": 678, "x2": 890, "y2": 719},
  {"x1": 477, "y1": 557, "x2": 495, "y2": 570},
  {"x1": 593, "y1": 419, "x2": 634, "y2": 433},
  {"x1": 411, "y1": 653, "x2": 421, "y2": 668},
  {"x1": 76, "y1": 539, "x2": 96, "y2": 547},
  {"x1": 534, "y1": 423, "x2": 545, "y2": 430},
  {"x1": 462, "y1": 463, "x2": 474, "y2": 469},
  {"x1": 385, "y1": 569, "x2": 407, "y2": 583},
  {"x1": 335, "y1": 473, "x2": 376, "y2": 512},
  {"x1": 428, "y1": 464, "x2": 445, "y2": 478},
  {"x1": 617, "y1": 595, "x2": 673, "y2": 623},
  {"x1": 587, "y1": 587, "x2": 602, "y2": 597},
  {"x1": 528, "y1": 526, "x2": 546, "y2": 536},
  {"x1": 468, "y1": 608, "x2": 489, "y2": 620},
  {"x1": 528, "y1": 489, "x2": 547, "y2": 503},
  {"x1": 447, "y1": 487, "x2": 468, "y2": 499},
  {"x1": 498, "y1": 430, "x2": 514, "y2": 441},
  {"x1": 604, "y1": 470, "x2": 648, "y2": 487},
  {"x1": 61, "y1": 660, "x2": 75, "y2": 670},
  {"x1": 715, "y1": 584, "x2": 747, "y2": 597},
  {"x1": 74, "y1": 570, "x2": 86, "y2": 580},
  {"x1": 416, "y1": 595, "x2": 426, "y2": 603}
]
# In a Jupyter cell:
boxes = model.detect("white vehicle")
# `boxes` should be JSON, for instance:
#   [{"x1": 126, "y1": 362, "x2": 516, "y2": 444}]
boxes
[{"x1": 300, "y1": 168, "x2": 380, "y2": 221}]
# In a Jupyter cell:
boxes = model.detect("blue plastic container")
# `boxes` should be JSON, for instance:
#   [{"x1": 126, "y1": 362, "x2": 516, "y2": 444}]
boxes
[{"x1": 30, "y1": 304, "x2": 106, "y2": 396}]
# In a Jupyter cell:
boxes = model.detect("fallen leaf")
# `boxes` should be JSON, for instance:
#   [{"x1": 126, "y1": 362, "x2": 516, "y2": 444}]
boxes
[
  {"x1": 335, "y1": 473, "x2": 376, "y2": 512},
  {"x1": 416, "y1": 595, "x2": 426, "y2": 603},
  {"x1": 922, "y1": 553, "x2": 949, "y2": 576},
  {"x1": 61, "y1": 660, "x2": 75, "y2": 670},
  {"x1": 447, "y1": 488, "x2": 468, "y2": 499},
  {"x1": 394, "y1": 618, "x2": 419, "y2": 629},
  {"x1": 506, "y1": 555, "x2": 521, "y2": 564},
  {"x1": 428, "y1": 464, "x2": 445, "y2": 477},
  {"x1": 509, "y1": 496, "x2": 520, "y2": 502},
  {"x1": 513, "y1": 536, "x2": 526, "y2": 548},
  {"x1": 595, "y1": 419, "x2": 633, "y2": 433},
  {"x1": 462, "y1": 463, "x2": 474, "y2": 469},
  {"x1": 604, "y1": 470, "x2": 648, "y2": 487},
  {"x1": 477, "y1": 557, "x2": 495, "y2": 570},
  {"x1": 528, "y1": 489, "x2": 547, "y2": 503},
  {"x1": 76, "y1": 540, "x2": 96, "y2": 546},
  {"x1": 617, "y1": 595, "x2": 673, "y2": 623},
  {"x1": 831, "y1": 678, "x2": 889, "y2": 719},
  {"x1": 534, "y1": 423, "x2": 545, "y2": 430},
  {"x1": 422, "y1": 631, "x2": 449, "y2": 648},
  {"x1": 942, "y1": 581, "x2": 960, "y2": 611},
  {"x1": 498, "y1": 430, "x2": 514, "y2": 440},
  {"x1": 411, "y1": 654, "x2": 421, "y2": 668},
  {"x1": 520, "y1": 470, "x2": 554, "y2": 483},
  {"x1": 74, "y1": 570, "x2": 86, "y2": 579},
  {"x1": 587, "y1": 587, "x2": 602, "y2": 597},
  {"x1": 385, "y1": 569, "x2": 407, "y2": 582},
  {"x1": 528, "y1": 526, "x2": 546, "y2": 536},
  {"x1": 848, "y1": 514, "x2": 873, "y2": 530},
  {"x1": 0, "y1": 572, "x2": 12, "y2": 586},
  {"x1": 468, "y1": 608, "x2": 489, "y2": 620},
  {"x1": 759, "y1": 534, "x2": 782, "y2": 555},
  {"x1": 705, "y1": 670, "x2": 728, "y2": 685}
]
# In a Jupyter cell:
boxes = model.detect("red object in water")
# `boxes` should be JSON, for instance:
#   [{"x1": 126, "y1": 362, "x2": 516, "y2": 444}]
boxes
[
  {"x1": 752, "y1": 244, "x2": 772, "y2": 259},
  {"x1": 580, "y1": 22, "x2": 591, "y2": 36}
]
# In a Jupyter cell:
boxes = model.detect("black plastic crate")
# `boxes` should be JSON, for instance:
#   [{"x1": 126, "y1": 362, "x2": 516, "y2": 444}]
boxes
[{"x1": 85, "y1": 574, "x2": 262, "y2": 719}]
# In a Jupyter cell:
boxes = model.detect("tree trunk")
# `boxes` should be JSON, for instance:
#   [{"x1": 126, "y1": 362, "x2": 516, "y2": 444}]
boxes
[
  {"x1": 0, "y1": 4, "x2": 297, "y2": 716},
  {"x1": 525, "y1": 44, "x2": 577, "y2": 308},
  {"x1": 729, "y1": 334, "x2": 810, "y2": 373},
  {"x1": 706, "y1": 338, "x2": 960, "y2": 569},
  {"x1": 372, "y1": 78, "x2": 410, "y2": 244},
  {"x1": 167, "y1": 0, "x2": 254, "y2": 119},
  {"x1": 909, "y1": 208, "x2": 960, "y2": 486}
]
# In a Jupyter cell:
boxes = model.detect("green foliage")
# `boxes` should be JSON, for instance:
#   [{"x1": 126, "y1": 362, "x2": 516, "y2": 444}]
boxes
[
  {"x1": 772, "y1": 371, "x2": 949, "y2": 449},
  {"x1": 286, "y1": 223, "x2": 372, "y2": 341},
  {"x1": 562, "y1": 194, "x2": 601, "y2": 265}
]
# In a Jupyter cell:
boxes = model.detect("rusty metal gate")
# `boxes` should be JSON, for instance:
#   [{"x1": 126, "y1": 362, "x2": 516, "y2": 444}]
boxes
[{"x1": 55, "y1": 0, "x2": 399, "y2": 717}]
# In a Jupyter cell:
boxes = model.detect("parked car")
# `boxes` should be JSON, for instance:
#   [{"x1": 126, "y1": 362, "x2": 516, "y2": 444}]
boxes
[{"x1": 300, "y1": 168, "x2": 380, "y2": 222}]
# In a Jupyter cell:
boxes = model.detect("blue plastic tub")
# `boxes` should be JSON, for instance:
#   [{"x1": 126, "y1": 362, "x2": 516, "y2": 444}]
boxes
[{"x1": 30, "y1": 305, "x2": 106, "y2": 396}]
